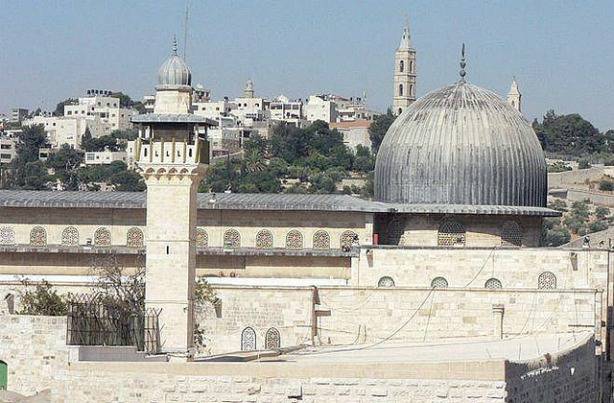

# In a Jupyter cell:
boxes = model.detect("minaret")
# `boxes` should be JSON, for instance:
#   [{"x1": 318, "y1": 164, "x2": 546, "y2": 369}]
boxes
[
  {"x1": 507, "y1": 77, "x2": 522, "y2": 113},
  {"x1": 393, "y1": 19, "x2": 416, "y2": 115},
  {"x1": 132, "y1": 38, "x2": 215, "y2": 357},
  {"x1": 243, "y1": 79, "x2": 255, "y2": 98}
]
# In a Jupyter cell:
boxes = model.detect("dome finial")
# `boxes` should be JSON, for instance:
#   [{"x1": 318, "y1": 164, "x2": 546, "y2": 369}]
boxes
[
  {"x1": 459, "y1": 43, "x2": 467, "y2": 82},
  {"x1": 172, "y1": 35, "x2": 178, "y2": 56}
]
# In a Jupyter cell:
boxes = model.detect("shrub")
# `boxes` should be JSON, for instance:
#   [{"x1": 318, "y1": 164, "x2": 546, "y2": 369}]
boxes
[
  {"x1": 18, "y1": 279, "x2": 68, "y2": 316},
  {"x1": 578, "y1": 158, "x2": 591, "y2": 169},
  {"x1": 589, "y1": 220, "x2": 609, "y2": 233},
  {"x1": 599, "y1": 180, "x2": 614, "y2": 191}
]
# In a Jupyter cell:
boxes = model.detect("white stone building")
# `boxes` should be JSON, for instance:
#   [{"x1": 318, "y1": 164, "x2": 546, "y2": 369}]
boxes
[{"x1": 84, "y1": 149, "x2": 128, "y2": 165}]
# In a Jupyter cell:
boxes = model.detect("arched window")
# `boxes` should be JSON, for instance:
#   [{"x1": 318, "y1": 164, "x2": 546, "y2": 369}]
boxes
[
  {"x1": 223, "y1": 229, "x2": 241, "y2": 248},
  {"x1": 399, "y1": 83, "x2": 404, "y2": 96},
  {"x1": 241, "y1": 327, "x2": 256, "y2": 351},
  {"x1": 340, "y1": 230, "x2": 359, "y2": 249},
  {"x1": 196, "y1": 228, "x2": 208, "y2": 247},
  {"x1": 286, "y1": 230, "x2": 303, "y2": 249},
  {"x1": 437, "y1": 219, "x2": 466, "y2": 247},
  {"x1": 398, "y1": 107, "x2": 403, "y2": 115},
  {"x1": 409, "y1": 84, "x2": 414, "y2": 96},
  {"x1": 4, "y1": 293, "x2": 15, "y2": 314},
  {"x1": 94, "y1": 227, "x2": 111, "y2": 246},
  {"x1": 431, "y1": 277, "x2": 449, "y2": 288},
  {"x1": 126, "y1": 227, "x2": 144, "y2": 248},
  {"x1": 538, "y1": 271, "x2": 557, "y2": 289},
  {"x1": 61, "y1": 226, "x2": 79, "y2": 246},
  {"x1": 265, "y1": 327, "x2": 281, "y2": 349},
  {"x1": 378, "y1": 276, "x2": 395, "y2": 287},
  {"x1": 256, "y1": 229, "x2": 273, "y2": 248},
  {"x1": 30, "y1": 226, "x2": 47, "y2": 246},
  {"x1": 312, "y1": 230, "x2": 330, "y2": 249},
  {"x1": 399, "y1": 60, "x2": 404, "y2": 72},
  {"x1": 409, "y1": 60, "x2": 413, "y2": 72},
  {"x1": 485, "y1": 278, "x2": 502, "y2": 289},
  {"x1": 0, "y1": 227, "x2": 15, "y2": 245},
  {"x1": 501, "y1": 221, "x2": 523, "y2": 247}
]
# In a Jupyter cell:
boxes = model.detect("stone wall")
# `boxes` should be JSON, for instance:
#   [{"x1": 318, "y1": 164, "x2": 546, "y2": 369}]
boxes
[{"x1": 548, "y1": 167, "x2": 605, "y2": 188}]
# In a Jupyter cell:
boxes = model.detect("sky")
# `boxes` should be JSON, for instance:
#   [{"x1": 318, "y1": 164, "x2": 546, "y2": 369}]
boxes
[{"x1": 1, "y1": 0, "x2": 613, "y2": 130}]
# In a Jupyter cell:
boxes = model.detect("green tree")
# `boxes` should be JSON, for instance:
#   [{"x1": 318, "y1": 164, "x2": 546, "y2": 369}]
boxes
[
  {"x1": 599, "y1": 180, "x2": 614, "y2": 191},
  {"x1": 542, "y1": 226, "x2": 571, "y2": 247},
  {"x1": 548, "y1": 199, "x2": 568, "y2": 212},
  {"x1": 533, "y1": 110, "x2": 605, "y2": 156},
  {"x1": 8, "y1": 125, "x2": 50, "y2": 189},
  {"x1": 589, "y1": 220, "x2": 609, "y2": 233},
  {"x1": 46, "y1": 144, "x2": 84, "y2": 190},
  {"x1": 18, "y1": 279, "x2": 68, "y2": 316},
  {"x1": 368, "y1": 109, "x2": 395, "y2": 154},
  {"x1": 595, "y1": 206, "x2": 610, "y2": 219}
]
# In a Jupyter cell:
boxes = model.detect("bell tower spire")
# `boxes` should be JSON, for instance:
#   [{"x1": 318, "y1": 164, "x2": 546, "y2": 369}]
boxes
[
  {"x1": 507, "y1": 77, "x2": 522, "y2": 113},
  {"x1": 393, "y1": 17, "x2": 416, "y2": 115}
]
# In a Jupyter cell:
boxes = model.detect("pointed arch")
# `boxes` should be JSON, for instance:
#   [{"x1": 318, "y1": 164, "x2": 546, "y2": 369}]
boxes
[
  {"x1": 398, "y1": 83, "x2": 404, "y2": 96},
  {"x1": 29, "y1": 226, "x2": 47, "y2": 246},
  {"x1": 286, "y1": 230, "x2": 303, "y2": 249},
  {"x1": 313, "y1": 230, "x2": 330, "y2": 249},
  {"x1": 265, "y1": 327, "x2": 281, "y2": 350},
  {"x1": 94, "y1": 227, "x2": 111, "y2": 246},
  {"x1": 256, "y1": 229, "x2": 273, "y2": 248},
  {"x1": 241, "y1": 327, "x2": 256, "y2": 351},
  {"x1": 126, "y1": 227, "x2": 144, "y2": 248},
  {"x1": 61, "y1": 226, "x2": 79, "y2": 246}
]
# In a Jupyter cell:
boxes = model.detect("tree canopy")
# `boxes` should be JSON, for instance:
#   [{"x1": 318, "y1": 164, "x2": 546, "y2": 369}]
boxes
[{"x1": 368, "y1": 109, "x2": 395, "y2": 154}]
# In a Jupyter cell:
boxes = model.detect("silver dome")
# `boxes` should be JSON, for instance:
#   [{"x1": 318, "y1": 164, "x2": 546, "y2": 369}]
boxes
[
  {"x1": 375, "y1": 81, "x2": 547, "y2": 208},
  {"x1": 157, "y1": 40, "x2": 191, "y2": 87}
]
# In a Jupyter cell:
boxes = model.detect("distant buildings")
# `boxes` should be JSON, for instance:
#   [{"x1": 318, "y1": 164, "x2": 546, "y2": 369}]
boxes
[
  {"x1": 10, "y1": 108, "x2": 28, "y2": 123},
  {"x1": 0, "y1": 131, "x2": 19, "y2": 165}
]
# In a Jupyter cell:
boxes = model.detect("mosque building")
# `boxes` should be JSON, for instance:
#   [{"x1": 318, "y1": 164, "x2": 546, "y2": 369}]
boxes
[{"x1": 0, "y1": 23, "x2": 609, "y2": 402}]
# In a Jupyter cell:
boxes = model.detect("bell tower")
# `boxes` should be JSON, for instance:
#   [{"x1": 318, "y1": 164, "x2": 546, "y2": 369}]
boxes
[
  {"x1": 393, "y1": 19, "x2": 416, "y2": 115},
  {"x1": 132, "y1": 38, "x2": 215, "y2": 357},
  {"x1": 507, "y1": 77, "x2": 522, "y2": 113}
]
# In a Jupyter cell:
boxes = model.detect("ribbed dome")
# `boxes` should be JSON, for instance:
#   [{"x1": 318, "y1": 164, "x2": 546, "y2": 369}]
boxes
[
  {"x1": 157, "y1": 41, "x2": 191, "y2": 86},
  {"x1": 375, "y1": 81, "x2": 547, "y2": 208}
]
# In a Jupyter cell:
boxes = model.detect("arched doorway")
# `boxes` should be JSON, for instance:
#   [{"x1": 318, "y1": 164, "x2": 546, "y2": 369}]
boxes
[{"x1": 0, "y1": 360, "x2": 7, "y2": 390}]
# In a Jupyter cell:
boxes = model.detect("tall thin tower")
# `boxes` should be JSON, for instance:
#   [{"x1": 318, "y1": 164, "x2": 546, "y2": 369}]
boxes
[{"x1": 393, "y1": 19, "x2": 417, "y2": 115}]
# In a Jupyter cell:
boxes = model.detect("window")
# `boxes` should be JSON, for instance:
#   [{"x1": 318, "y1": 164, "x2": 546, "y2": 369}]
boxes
[
  {"x1": 286, "y1": 230, "x2": 303, "y2": 249},
  {"x1": 399, "y1": 84, "x2": 403, "y2": 96},
  {"x1": 196, "y1": 228, "x2": 208, "y2": 247},
  {"x1": 94, "y1": 227, "x2": 111, "y2": 246},
  {"x1": 409, "y1": 60, "x2": 413, "y2": 72},
  {"x1": 61, "y1": 226, "x2": 79, "y2": 246},
  {"x1": 256, "y1": 229, "x2": 273, "y2": 248},
  {"x1": 538, "y1": 271, "x2": 557, "y2": 289},
  {"x1": 437, "y1": 219, "x2": 466, "y2": 247},
  {"x1": 265, "y1": 327, "x2": 280, "y2": 349},
  {"x1": 340, "y1": 230, "x2": 359, "y2": 249},
  {"x1": 312, "y1": 230, "x2": 330, "y2": 249},
  {"x1": 378, "y1": 276, "x2": 395, "y2": 287},
  {"x1": 501, "y1": 221, "x2": 523, "y2": 247},
  {"x1": 223, "y1": 229, "x2": 241, "y2": 248},
  {"x1": 399, "y1": 60, "x2": 404, "y2": 72},
  {"x1": 398, "y1": 108, "x2": 402, "y2": 115},
  {"x1": 0, "y1": 227, "x2": 15, "y2": 245},
  {"x1": 431, "y1": 277, "x2": 449, "y2": 288},
  {"x1": 241, "y1": 327, "x2": 256, "y2": 351},
  {"x1": 126, "y1": 227, "x2": 144, "y2": 248},
  {"x1": 485, "y1": 278, "x2": 502, "y2": 289},
  {"x1": 29, "y1": 226, "x2": 47, "y2": 246}
]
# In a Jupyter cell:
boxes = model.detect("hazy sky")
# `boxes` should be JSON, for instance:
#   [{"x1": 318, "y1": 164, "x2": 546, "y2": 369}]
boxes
[{"x1": 1, "y1": 0, "x2": 613, "y2": 130}]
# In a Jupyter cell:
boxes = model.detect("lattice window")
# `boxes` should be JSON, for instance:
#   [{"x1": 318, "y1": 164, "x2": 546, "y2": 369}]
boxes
[
  {"x1": 377, "y1": 276, "x2": 395, "y2": 287},
  {"x1": 29, "y1": 226, "x2": 47, "y2": 246},
  {"x1": 431, "y1": 277, "x2": 449, "y2": 288},
  {"x1": 501, "y1": 221, "x2": 523, "y2": 247},
  {"x1": 312, "y1": 230, "x2": 330, "y2": 249},
  {"x1": 265, "y1": 327, "x2": 281, "y2": 350},
  {"x1": 94, "y1": 227, "x2": 112, "y2": 246},
  {"x1": 538, "y1": 271, "x2": 557, "y2": 289},
  {"x1": 0, "y1": 227, "x2": 15, "y2": 245},
  {"x1": 256, "y1": 229, "x2": 273, "y2": 249},
  {"x1": 61, "y1": 226, "x2": 79, "y2": 246},
  {"x1": 196, "y1": 228, "x2": 208, "y2": 247},
  {"x1": 437, "y1": 219, "x2": 466, "y2": 246},
  {"x1": 223, "y1": 229, "x2": 241, "y2": 248},
  {"x1": 126, "y1": 227, "x2": 144, "y2": 248},
  {"x1": 340, "y1": 230, "x2": 359, "y2": 249},
  {"x1": 485, "y1": 278, "x2": 502, "y2": 289},
  {"x1": 285, "y1": 230, "x2": 303, "y2": 249},
  {"x1": 241, "y1": 327, "x2": 256, "y2": 351}
]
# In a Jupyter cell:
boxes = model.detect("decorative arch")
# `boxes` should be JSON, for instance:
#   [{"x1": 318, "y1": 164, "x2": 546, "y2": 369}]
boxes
[
  {"x1": 409, "y1": 60, "x2": 413, "y2": 72},
  {"x1": 265, "y1": 327, "x2": 281, "y2": 350},
  {"x1": 399, "y1": 60, "x2": 405, "y2": 72},
  {"x1": 0, "y1": 227, "x2": 15, "y2": 245},
  {"x1": 501, "y1": 221, "x2": 523, "y2": 247},
  {"x1": 29, "y1": 226, "x2": 47, "y2": 246},
  {"x1": 285, "y1": 230, "x2": 303, "y2": 249},
  {"x1": 256, "y1": 229, "x2": 273, "y2": 249},
  {"x1": 538, "y1": 271, "x2": 557, "y2": 289},
  {"x1": 223, "y1": 229, "x2": 241, "y2": 248},
  {"x1": 312, "y1": 230, "x2": 330, "y2": 249},
  {"x1": 196, "y1": 228, "x2": 208, "y2": 247},
  {"x1": 241, "y1": 327, "x2": 256, "y2": 351},
  {"x1": 377, "y1": 276, "x2": 395, "y2": 287},
  {"x1": 126, "y1": 227, "x2": 144, "y2": 248},
  {"x1": 437, "y1": 219, "x2": 466, "y2": 247},
  {"x1": 94, "y1": 227, "x2": 111, "y2": 246},
  {"x1": 485, "y1": 278, "x2": 502, "y2": 289},
  {"x1": 340, "y1": 230, "x2": 359, "y2": 249},
  {"x1": 399, "y1": 83, "x2": 404, "y2": 96},
  {"x1": 398, "y1": 107, "x2": 403, "y2": 115},
  {"x1": 61, "y1": 226, "x2": 79, "y2": 246},
  {"x1": 431, "y1": 277, "x2": 449, "y2": 288}
]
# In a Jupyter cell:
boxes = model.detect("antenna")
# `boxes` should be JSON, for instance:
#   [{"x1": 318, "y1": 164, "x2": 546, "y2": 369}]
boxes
[{"x1": 183, "y1": 0, "x2": 191, "y2": 60}]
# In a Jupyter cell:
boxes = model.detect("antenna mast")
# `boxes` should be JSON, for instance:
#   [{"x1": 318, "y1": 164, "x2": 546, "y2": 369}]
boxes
[{"x1": 183, "y1": 0, "x2": 191, "y2": 60}]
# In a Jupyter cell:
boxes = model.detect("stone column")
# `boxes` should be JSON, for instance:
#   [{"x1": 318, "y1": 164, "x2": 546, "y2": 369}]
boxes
[{"x1": 492, "y1": 304, "x2": 504, "y2": 340}]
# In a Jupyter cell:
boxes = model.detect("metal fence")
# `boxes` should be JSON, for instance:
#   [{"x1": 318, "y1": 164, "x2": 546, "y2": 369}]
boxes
[{"x1": 66, "y1": 294, "x2": 160, "y2": 353}]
